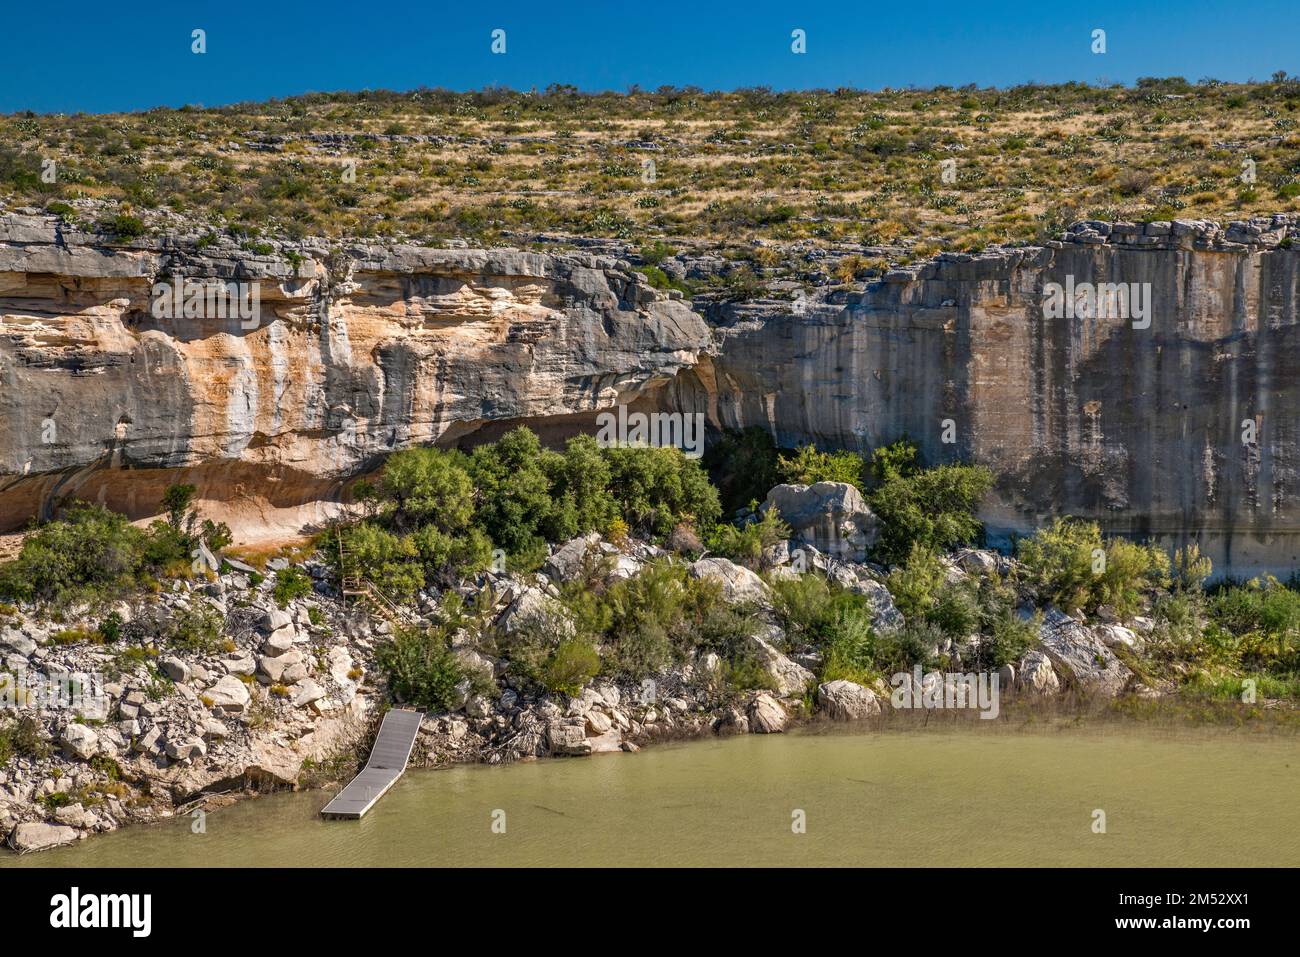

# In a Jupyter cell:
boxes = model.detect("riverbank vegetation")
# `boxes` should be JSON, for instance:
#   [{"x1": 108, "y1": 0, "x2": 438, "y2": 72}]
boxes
[{"x1": 2, "y1": 426, "x2": 1298, "y2": 710}]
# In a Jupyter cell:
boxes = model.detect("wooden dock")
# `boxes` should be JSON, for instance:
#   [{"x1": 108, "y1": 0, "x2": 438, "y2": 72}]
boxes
[{"x1": 320, "y1": 708, "x2": 424, "y2": 819}]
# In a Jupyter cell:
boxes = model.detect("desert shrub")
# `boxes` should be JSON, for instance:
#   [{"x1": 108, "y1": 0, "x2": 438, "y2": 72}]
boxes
[
  {"x1": 771, "y1": 574, "x2": 871, "y2": 647},
  {"x1": 1018, "y1": 518, "x2": 1169, "y2": 616},
  {"x1": 0, "y1": 716, "x2": 48, "y2": 764},
  {"x1": 819, "y1": 606, "x2": 880, "y2": 685},
  {"x1": 703, "y1": 427, "x2": 780, "y2": 516},
  {"x1": 1171, "y1": 542, "x2": 1213, "y2": 591},
  {"x1": 986, "y1": 610, "x2": 1040, "y2": 667},
  {"x1": 96, "y1": 611, "x2": 124, "y2": 644},
  {"x1": 867, "y1": 438, "x2": 922, "y2": 485},
  {"x1": 885, "y1": 544, "x2": 946, "y2": 621},
  {"x1": 927, "y1": 581, "x2": 981, "y2": 638},
  {"x1": 875, "y1": 620, "x2": 943, "y2": 673},
  {"x1": 541, "y1": 638, "x2": 601, "y2": 696},
  {"x1": 168, "y1": 604, "x2": 225, "y2": 654},
  {"x1": 1096, "y1": 537, "x2": 1170, "y2": 616},
  {"x1": 866, "y1": 441, "x2": 992, "y2": 564},
  {"x1": 1208, "y1": 576, "x2": 1300, "y2": 666},
  {"x1": 777, "y1": 444, "x2": 865, "y2": 488},
  {"x1": 594, "y1": 559, "x2": 729, "y2": 679},
  {"x1": 335, "y1": 522, "x2": 424, "y2": 600},
  {"x1": 0, "y1": 503, "x2": 149, "y2": 604},
  {"x1": 692, "y1": 600, "x2": 762, "y2": 659},
  {"x1": 99, "y1": 213, "x2": 145, "y2": 239},
  {"x1": 273, "y1": 567, "x2": 313, "y2": 608},
  {"x1": 722, "y1": 652, "x2": 778, "y2": 692},
  {"x1": 706, "y1": 508, "x2": 791, "y2": 570},
  {"x1": 374, "y1": 625, "x2": 471, "y2": 712}
]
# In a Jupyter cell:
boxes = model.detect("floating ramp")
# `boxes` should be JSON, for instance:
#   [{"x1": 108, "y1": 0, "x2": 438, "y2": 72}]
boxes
[{"x1": 320, "y1": 708, "x2": 424, "y2": 819}]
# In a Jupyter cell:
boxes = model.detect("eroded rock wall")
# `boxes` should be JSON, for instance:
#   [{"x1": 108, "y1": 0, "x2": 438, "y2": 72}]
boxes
[
  {"x1": 666, "y1": 219, "x2": 1300, "y2": 578},
  {"x1": 0, "y1": 215, "x2": 708, "y2": 537},
  {"x1": 4, "y1": 212, "x2": 1300, "y2": 577}
]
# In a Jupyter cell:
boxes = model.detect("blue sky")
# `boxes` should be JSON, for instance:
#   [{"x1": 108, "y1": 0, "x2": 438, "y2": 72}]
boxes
[{"x1": 4, "y1": 0, "x2": 1296, "y2": 113}]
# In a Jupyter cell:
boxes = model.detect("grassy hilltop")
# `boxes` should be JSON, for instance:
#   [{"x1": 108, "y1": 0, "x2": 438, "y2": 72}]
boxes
[{"x1": 3, "y1": 76, "x2": 1300, "y2": 257}]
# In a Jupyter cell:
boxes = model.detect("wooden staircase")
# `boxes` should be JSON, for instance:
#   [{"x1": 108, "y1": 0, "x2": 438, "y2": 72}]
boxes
[{"x1": 335, "y1": 528, "x2": 413, "y2": 625}]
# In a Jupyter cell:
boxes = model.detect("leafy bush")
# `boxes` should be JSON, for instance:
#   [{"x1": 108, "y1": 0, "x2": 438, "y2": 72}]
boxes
[
  {"x1": 1018, "y1": 518, "x2": 1170, "y2": 616},
  {"x1": 819, "y1": 606, "x2": 880, "y2": 685},
  {"x1": 777, "y1": 444, "x2": 865, "y2": 488},
  {"x1": 380, "y1": 446, "x2": 477, "y2": 532},
  {"x1": 1171, "y1": 543, "x2": 1213, "y2": 591},
  {"x1": 273, "y1": 567, "x2": 313, "y2": 608},
  {"x1": 987, "y1": 610, "x2": 1040, "y2": 667},
  {"x1": 866, "y1": 441, "x2": 992, "y2": 564},
  {"x1": 541, "y1": 638, "x2": 601, "y2": 696},
  {"x1": 706, "y1": 508, "x2": 791, "y2": 570},
  {"x1": 885, "y1": 544, "x2": 946, "y2": 621},
  {"x1": 0, "y1": 715, "x2": 48, "y2": 765},
  {"x1": 1208, "y1": 576, "x2": 1300, "y2": 665},
  {"x1": 605, "y1": 445, "x2": 721, "y2": 539},
  {"x1": 168, "y1": 605, "x2": 225, "y2": 654},
  {"x1": 335, "y1": 522, "x2": 423, "y2": 600},
  {"x1": 542, "y1": 434, "x2": 619, "y2": 541},
  {"x1": 875, "y1": 620, "x2": 943, "y2": 674},
  {"x1": 0, "y1": 503, "x2": 149, "y2": 604},
  {"x1": 468, "y1": 427, "x2": 558, "y2": 556},
  {"x1": 97, "y1": 611, "x2": 124, "y2": 644},
  {"x1": 374, "y1": 625, "x2": 472, "y2": 711},
  {"x1": 99, "y1": 213, "x2": 145, "y2": 239}
]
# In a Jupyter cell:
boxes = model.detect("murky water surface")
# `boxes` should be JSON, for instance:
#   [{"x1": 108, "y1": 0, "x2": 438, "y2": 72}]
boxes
[{"x1": 6, "y1": 725, "x2": 1297, "y2": 867}]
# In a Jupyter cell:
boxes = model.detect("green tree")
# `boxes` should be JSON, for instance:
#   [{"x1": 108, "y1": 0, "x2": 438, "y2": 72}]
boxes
[
  {"x1": 868, "y1": 462, "x2": 993, "y2": 564},
  {"x1": 777, "y1": 444, "x2": 866, "y2": 488},
  {"x1": 379, "y1": 447, "x2": 476, "y2": 532}
]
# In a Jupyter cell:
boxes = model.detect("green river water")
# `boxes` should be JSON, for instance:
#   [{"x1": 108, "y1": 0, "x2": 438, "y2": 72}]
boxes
[{"x1": 4, "y1": 725, "x2": 1298, "y2": 867}]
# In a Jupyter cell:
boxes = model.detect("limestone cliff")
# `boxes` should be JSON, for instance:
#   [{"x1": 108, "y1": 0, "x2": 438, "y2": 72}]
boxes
[
  {"x1": 4, "y1": 212, "x2": 1300, "y2": 577},
  {"x1": 665, "y1": 217, "x2": 1300, "y2": 578},
  {"x1": 0, "y1": 214, "x2": 707, "y2": 539}
]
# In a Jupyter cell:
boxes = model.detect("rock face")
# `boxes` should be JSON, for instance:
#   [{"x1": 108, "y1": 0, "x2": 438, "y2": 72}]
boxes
[
  {"x1": 0, "y1": 214, "x2": 709, "y2": 540},
  {"x1": 664, "y1": 218, "x2": 1300, "y2": 578},
  {"x1": 689, "y1": 557, "x2": 770, "y2": 604},
  {"x1": 817, "y1": 680, "x2": 881, "y2": 720},
  {"x1": 763, "y1": 482, "x2": 879, "y2": 561},
  {"x1": 1036, "y1": 609, "x2": 1132, "y2": 696},
  {"x1": 7, "y1": 213, "x2": 1300, "y2": 576},
  {"x1": 8, "y1": 822, "x2": 78, "y2": 854}
]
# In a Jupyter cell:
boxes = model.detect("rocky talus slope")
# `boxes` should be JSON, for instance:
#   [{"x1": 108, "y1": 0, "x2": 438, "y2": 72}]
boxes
[
  {"x1": 0, "y1": 514, "x2": 1156, "y2": 854},
  {"x1": 4, "y1": 214, "x2": 1300, "y2": 574}
]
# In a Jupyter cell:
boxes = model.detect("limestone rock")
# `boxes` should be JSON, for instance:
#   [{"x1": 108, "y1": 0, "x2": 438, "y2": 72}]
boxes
[
  {"x1": 817, "y1": 680, "x2": 881, "y2": 720},
  {"x1": 689, "y1": 557, "x2": 770, "y2": 604},
  {"x1": 9, "y1": 822, "x2": 79, "y2": 854},
  {"x1": 745, "y1": 629, "x2": 814, "y2": 697},
  {"x1": 1037, "y1": 609, "x2": 1132, "y2": 695},
  {"x1": 762, "y1": 482, "x2": 879, "y2": 562},
  {"x1": 60, "y1": 724, "x2": 99, "y2": 760},
  {"x1": 748, "y1": 693, "x2": 788, "y2": 733},
  {"x1": 207, "y1": 674, "x2": 252, "y2": 713}
]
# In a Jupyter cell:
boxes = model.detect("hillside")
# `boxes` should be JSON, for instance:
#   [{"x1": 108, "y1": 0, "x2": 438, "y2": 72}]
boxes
[{"x1": 3, "y1": 78, "x2": 1300, "y2": 272}]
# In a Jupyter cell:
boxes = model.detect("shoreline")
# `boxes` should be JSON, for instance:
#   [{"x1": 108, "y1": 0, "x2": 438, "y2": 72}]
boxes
[{"x1": 4, "y1": 707, "x2": 1298, "y2": 867}]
